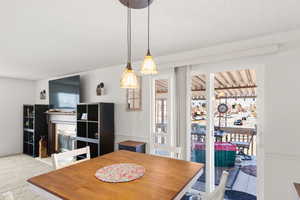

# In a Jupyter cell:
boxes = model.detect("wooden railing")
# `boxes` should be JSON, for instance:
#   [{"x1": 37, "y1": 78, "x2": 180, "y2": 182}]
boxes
[
  {"x1": 153, "y1": 132, "x2": 168, "y2": 145},
  {"x1": 191, "y1": 127, "x2": 257, "y2": 156}
]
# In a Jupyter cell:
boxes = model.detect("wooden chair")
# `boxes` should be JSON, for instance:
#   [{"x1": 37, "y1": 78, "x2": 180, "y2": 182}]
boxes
[
  {"x1": 52, "y1": 146, "x2": 90, "y2": 170},
  {"x1": 1, "y1": 192, "x2": 14, "y2": 200},
  {"x1": 190, "y1": 171, "x2": 229, "y2": 200},
  {"x1": 153, "y1": 144, "x2": 182, "y2": 159}
]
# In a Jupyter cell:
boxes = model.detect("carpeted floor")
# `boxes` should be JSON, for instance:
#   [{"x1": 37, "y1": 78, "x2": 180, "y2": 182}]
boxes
[{"x1": 0, "y1": 154, "x2": 52, "y2": 200}]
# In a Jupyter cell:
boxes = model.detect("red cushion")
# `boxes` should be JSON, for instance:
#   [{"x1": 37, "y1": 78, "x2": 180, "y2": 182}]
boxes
[{"x1": 193, "y1": 142, "x2": 237, "y2": 151}]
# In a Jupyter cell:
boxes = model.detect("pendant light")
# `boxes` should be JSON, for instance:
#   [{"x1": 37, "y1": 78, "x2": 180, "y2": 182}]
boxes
[
  {"x1": 140, "y1": 0, "x2": 158, "y2": 75},
  {"x1": 120, "y1": 5, "x2": 138, "y2": 89}
]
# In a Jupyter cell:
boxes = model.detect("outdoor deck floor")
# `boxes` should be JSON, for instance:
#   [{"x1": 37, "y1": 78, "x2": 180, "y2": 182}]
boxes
[{"x1": 191, "y1": 156, "x2": 257, "y2": 200}]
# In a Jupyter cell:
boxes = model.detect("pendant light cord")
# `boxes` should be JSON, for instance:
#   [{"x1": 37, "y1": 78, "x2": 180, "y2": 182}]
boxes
[
  {"x1": 147, "y1": 0, "x2": 150, "y2": 52},
  {"x1": 127, "y1": 4, "x2": 132, "y2": 68}
]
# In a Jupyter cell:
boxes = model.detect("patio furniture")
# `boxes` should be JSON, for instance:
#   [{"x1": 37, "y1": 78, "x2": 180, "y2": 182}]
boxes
[
  {"x1": 228, "y1": 128, "x2": 256, "y2": 160},
  {"x1": 193, "y1": 142, "x2": 237, "y2": 167},
  {"x1": 189, "y1": 171, "x2": 229, "y2": 200},
  {"x1": 195, "y1": 166, "x2": 240, "y2": 190},
  {"x1": 191, "y1": 123, "x2": 206, "y2": 135},
  {"x1": 52, "y1": 146, "x2": 90, "y2": 170}
]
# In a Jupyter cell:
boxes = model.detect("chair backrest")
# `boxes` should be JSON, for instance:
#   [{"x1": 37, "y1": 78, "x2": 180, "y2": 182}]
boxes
[
  {"x1": 294, "y1": 183, "x2": 300, "y2": 198},
  {"x1": 204, "y1": 171, "x2": 229, "y2": 200},
  {"x1": 52, "y1": 146, "x2": 90, "y2": 170},
  {"x1": 153, "y1": 144, "x2": 182, "y2": 159},
  {"x1": 1, "y1": 192, "x2": 14, "y2": 200}
]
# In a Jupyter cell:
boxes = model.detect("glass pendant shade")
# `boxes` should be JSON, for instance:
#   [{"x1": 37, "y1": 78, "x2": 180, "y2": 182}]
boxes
[
  {"x1": 120, "y1": 63, "x2": 138, "y2": 89},
  {"x1": 140, "y1": 0, "x2": 158, "y2": 75},
  {"x1": 141, "y1": 50, "x2": 157, "y2": 75}
]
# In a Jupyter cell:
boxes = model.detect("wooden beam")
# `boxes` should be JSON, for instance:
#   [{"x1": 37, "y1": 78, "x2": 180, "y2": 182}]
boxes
[
  {"x1": 227, "y1": 71, "x2": 244, "y2": 95},
  {"x1": 214, "y1": 77, "x2": 225, "y2": 87},
  {"x1": 192, "y1": 95, "x2": 257, "y2": 100},
  {"x1": 192, "y1": 78, "x2": 204, "y2": 90},
  {"x1": 246, "y1": 69, "x2": 254, "y2": 85},
  {"x1": 219, "y1": 73, "x2": 238, "y2": 97},
  {"x1": 195, "y1": 75, "x2": 206, "y2": 85},
  {"x1": 218, "y1": 95, "x2": 257, "y2": 99},
  {"x1": 219, "y1": 72, "x2": 231, "y2": 86},
  {"x1": 155, "y1": 81, "x2": 168, "y2": 89},
  {"x1": 226, "y1": 71, "x2": 238, "y2": 86},
  {"x1": 215, "y1": 77, "x2": 233, "y2": 96},
  {"x1": 192, "y1": 78, "x2": 201, "y2": 86},
  {"x1": 191, "y1": 85, "x2": 257, "y2": 92},
  {"x1": 214, "y1": 77, "x2": 226, "y2": 96},
  {"x1": 237, "y1": 70, "x2": 246, "y2": 85}
]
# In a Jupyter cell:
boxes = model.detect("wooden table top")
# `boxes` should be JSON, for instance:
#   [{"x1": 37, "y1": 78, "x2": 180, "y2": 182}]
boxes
[
  {"x1": 28, "y1": 151, "x2": 203, "y2": 200},
  {"x1": 118, "y1": 140, "x2": 146, "y2": 147}
]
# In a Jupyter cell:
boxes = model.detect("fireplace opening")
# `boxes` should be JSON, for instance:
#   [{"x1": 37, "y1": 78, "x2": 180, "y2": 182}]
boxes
[{"x1": 55, "y1": 124, "x2": 76, "y2": 153}]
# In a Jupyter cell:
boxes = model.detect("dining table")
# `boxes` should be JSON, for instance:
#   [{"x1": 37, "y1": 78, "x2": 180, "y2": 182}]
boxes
[{"x1": 28, "y1": 150, "x2": 204, "y2": 200}]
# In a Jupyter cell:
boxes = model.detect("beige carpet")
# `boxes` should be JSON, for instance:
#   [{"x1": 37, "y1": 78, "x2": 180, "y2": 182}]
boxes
[{"x1": 0, "y1": 154, "x2": 52, "y2": 200}]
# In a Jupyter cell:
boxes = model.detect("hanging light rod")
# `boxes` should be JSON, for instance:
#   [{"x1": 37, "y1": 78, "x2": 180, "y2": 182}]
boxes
[
  {"x1": 120, "y1": 3, "x2": 138, "y2": 88},
  {"x1": 119, "y1": 0, "x2": 154, "y2": 9}
]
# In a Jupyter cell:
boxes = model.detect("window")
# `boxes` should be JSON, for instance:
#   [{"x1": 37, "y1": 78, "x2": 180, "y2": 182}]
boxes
[
  {"x1": 151, "y1": 74, "x2": 175, "y2": 157},
  {"x1": 155, "y1": 99, "x2": 167, "y2": 133}
]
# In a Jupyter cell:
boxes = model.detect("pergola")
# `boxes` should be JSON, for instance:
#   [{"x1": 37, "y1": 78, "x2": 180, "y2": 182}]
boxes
[{"x1": 156, "y1": 69, "x2": 256, "y2": 99}]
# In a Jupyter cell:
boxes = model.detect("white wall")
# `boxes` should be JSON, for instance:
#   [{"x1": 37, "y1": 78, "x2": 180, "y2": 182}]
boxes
[
  {"x1": 35, "y1": 66, "x2": 152, "y2": 152},
  {"x1": 0, "y1": 77, "x2": 35, "y2": 156},
  {"x1": 264, "y1": 49, "x2": 300, "y2": 200}
]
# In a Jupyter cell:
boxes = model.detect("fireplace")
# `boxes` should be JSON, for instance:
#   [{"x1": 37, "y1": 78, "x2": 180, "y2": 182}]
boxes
[
  {"x1": 47, "y1": 112, "x2": 77, "y2": 156},
  {"x1": 56, "y1": 124, "x2": 76, "y2": 152}
]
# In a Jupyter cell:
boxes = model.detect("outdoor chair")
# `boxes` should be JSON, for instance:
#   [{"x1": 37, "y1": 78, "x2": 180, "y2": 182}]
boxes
[{"x1": 189, "y1": 171, "x2": 229, "y2": 200}]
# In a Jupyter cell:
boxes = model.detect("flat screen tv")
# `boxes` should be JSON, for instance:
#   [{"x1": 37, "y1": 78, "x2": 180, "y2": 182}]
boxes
[{"x1": 49, "y1": 75, "x2": 80, "y2": 110}]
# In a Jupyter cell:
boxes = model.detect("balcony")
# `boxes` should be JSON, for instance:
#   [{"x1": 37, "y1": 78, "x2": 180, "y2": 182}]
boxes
[{"x1": 191, "y1": 126, "x2": 257, "y2": 200}]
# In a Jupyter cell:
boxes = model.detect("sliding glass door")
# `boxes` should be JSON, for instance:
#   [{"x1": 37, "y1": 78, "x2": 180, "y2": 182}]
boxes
[
  {"x1": 190, "y1": 73, "x2": 209, "y2": 192},
  {"x1": 189, "y1": 68, "x2": 258, "y2": 199}
]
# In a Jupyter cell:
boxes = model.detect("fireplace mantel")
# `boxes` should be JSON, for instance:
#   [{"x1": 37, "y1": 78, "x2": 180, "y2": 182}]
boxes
[
  {"x1": 46, "y1": 111, "x2": 76, "y2": 124},
  {"x1": 46, "y1": 111, "x2": 77, "y2": 155}
]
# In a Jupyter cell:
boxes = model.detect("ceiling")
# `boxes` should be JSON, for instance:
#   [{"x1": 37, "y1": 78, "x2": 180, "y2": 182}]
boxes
[{"x1": 0, "y1": 0, "x2": 300, "y2": 80}]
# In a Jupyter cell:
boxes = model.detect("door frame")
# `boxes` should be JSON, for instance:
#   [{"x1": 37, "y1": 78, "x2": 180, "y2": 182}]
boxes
[{"x1": 186, "y1": 64, "x2": 265, "y2": 199}]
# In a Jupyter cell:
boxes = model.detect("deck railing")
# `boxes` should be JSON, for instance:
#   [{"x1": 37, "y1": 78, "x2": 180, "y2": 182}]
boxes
[{"x1": 191, "y1": 126, "x2": 257, "y2": 156}]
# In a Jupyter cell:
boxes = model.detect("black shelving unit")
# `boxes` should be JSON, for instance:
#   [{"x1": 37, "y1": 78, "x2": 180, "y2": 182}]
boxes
[
  {"x1": 23, "y1": 104, "x2": 49, "y2": 157},
  {"x1": 76, "y1": 103, "x2": 114, "y2": 159}
]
